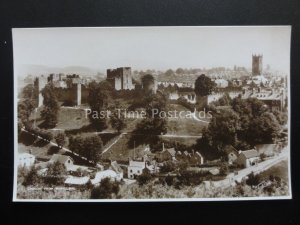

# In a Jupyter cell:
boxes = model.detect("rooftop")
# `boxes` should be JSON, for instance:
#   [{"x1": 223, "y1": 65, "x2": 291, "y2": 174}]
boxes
[
  {"x1": 240, "y1": 149, "x2": 259, "y2": 158},
  {"x1": 50, "y1": 154, "x2": 73, "y2": 164}
]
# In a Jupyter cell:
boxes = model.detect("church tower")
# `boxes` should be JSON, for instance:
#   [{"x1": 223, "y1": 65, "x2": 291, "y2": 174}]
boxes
[{"x1": 252, "y1": 54, "x2": 263, "y2": 76}]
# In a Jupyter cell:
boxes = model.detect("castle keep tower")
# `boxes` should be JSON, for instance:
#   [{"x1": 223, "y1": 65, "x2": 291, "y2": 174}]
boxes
[
  {"x1": 106, "y1": 67, "x2": 133, "y2": 90},
  {"x1": 252, "y1": 54, "x2": 263, "y2": 76}
]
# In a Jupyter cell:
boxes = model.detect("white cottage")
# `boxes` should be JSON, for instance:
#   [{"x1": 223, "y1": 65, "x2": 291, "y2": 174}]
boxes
[
  {"x1": 18, "y1": 153, "x2": 35, "y2": 168},
  {"x1": 49, "y1": 154, "x2": 74, "y2": 171},
  {"x1": 128, "y1": 160, "x2": 146, "y2": 179}
]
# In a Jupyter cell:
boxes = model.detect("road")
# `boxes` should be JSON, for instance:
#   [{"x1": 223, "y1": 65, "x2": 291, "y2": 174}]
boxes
[
  {"x1": 191, "y1": 111, "x2": 210, "y2": 123},
  {"x1": 228, "y1": 147, "x2": 289, "y2": 183},
  {"x1": 101, "y1": 133, "x2": 125, "y2": 155}
]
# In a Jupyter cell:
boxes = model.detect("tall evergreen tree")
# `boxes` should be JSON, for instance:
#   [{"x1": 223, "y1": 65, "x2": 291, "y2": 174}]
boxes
[{"x1": 40, "y1": 83, "x2": 60, "y2": 128}]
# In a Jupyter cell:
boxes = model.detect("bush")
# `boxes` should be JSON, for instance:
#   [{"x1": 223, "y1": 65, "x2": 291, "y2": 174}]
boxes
[
  {"x1": 165, "y1": 175, "x2": 174, "y2": 186},
  {"x1": 44, "y1": 161, "x2": 67, "y2": 186},
  {"x1": 160, "y1": 161, "x2": 176, "y2": 173},
  {"x1": 219, "y1": 163, "x2": 229, "y2": 176},
  {"x1": 23, "y1": 166, "x2": 40, "y2": 186},
  {"x1": 55, "y1": 132, "x2": 66, "y2": 149},
  {"x1": 246, "y1": 172, "x2": 261, "y2": 186},
  {"x1": 177, "y1": 170, "x2": 204, "y2": 186},
  {"x1": 136, "y1": 168, "x2": 152, "y2": 186},
  {"x1": 90, "y1": 178, "x2": 120, "y2": 199}
]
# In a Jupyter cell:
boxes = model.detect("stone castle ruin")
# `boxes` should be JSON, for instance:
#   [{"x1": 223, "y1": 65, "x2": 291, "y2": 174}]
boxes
[
  {"x1": 106, "y1": 67, "x2": 134, "y2": 90},
  {"x1": 34, "y1": 74, "x2": 88, "y2": 107}
]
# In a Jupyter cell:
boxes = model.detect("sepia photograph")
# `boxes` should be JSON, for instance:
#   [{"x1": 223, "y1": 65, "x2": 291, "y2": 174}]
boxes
[{"x1": 13, "y1": 26, "x2": 291, "y2": 201}]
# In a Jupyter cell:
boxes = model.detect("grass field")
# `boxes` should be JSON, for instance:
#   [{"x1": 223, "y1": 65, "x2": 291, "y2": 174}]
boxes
[
  {"x1": 30, "y1": 106, "x2": 90, "y2": 130},
  {"x1": 259, "y1": 160, "x2": 289, "y2": 182},
  {"x1": 101, "y1": 134, "x2": 147, "y2": 162},
  {"x1": 25, "y1": 102, "x2": 208, "y2": 163}
]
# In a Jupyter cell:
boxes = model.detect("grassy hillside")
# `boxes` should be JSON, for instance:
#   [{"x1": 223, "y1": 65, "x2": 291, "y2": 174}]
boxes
[
  {"x1": 30, "y1": 106, "x2": 90, "y2": 130},
  {"x1": 101, "y1": 134, "x2": 147, "y2": 162}
]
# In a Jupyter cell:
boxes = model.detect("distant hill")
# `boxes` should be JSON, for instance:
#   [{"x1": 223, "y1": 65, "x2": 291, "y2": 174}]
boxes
[{"x1": 16, "y1": 64, "x2": 103, "y2": 77}]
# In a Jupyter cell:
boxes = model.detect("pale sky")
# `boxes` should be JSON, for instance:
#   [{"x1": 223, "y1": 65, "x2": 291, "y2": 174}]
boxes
[{"x1": 13, "y1": 26, "x2": 291, "y2": 76}]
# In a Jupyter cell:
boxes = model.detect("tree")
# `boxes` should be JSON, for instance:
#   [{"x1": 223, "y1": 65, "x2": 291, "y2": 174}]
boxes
[
  {"x1": 176, "y1": 68, "x2": 184, "y2": 74},
  {"x1": 165, "y1": 69, "x2": 174, "y2": 76},
  {"x1": 90, "y1": 178, "x2": 120, "y2": 199},
  {"x1": 40, "y1": 83, "x2": 60, "y2": 128},
  {"x1": 23, "y1": 166, "x2": 40, "y2": 186},
  {"x1": 18, "y1": 84, "x2": 38, "y2": 123},
  {"x1": 129, "y1": 92, "x2": 168, "y2": 149},
  {"x1": 246, "y1": 112, "x2": 281, "y2": 145},
  {"x1": 141, "y1": 74, "x2": 155, "y2": 88},
  {"x1": 196, "y1": 108, "x2": 240, "y2": 158},
  {"x1": 246, "y1": 172, "x2": 261, "y2": 186},
  {"x1": 39, "y1": 130, "x2": 53, "y2": 141},
  {"x1": 219, "y1": 163, "x2": 229, "y2": 176},
  {"x1": 87, "y1": 81, "x2": 111, "y2": 131},
  {"x1": 83, "y1": 135, "x2": 103, "y2": 164},
  {"x1": 110, "y1": 109, "x2": 126, "y2": 133},
  {"x1": 18, "y1": 99, "x2": 36, "y2": 122},
  {"x1": 141, "y1": 74, "x2": 155, "y2": 94},
  {"x1": 272, "y1": 110, "x2": 288, "y2": 126},
  {"x1": 55, "y1": 132, "x2": 66, "y2": 149},
  {"x1": 129, "y1": 117, "x2": 167, "y2": 148},
  {"x1": 69, "y1": 135, "x2": 85, "y2": 155},
  {"x1": 160, "y1": 161, "x2": 176, "y2": 173},
  {"x1": 44, "y1": 161, "x2": 67, "y2": 185},
  {"x1": 136, "y1": 168, "x2": 152, "y2": 186},
  {"x1": 194, "y1": 74, "x2": 215, "y2": 97},
  {"x1": 196, "y1": 96, "x2": 282, "y2": 159}
]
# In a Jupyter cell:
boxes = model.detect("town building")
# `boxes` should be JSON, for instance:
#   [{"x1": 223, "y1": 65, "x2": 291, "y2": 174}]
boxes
[
  {"x1": 168, "y1": 87, "x2": 196, "y2": 104},
  {"x1": 241, "y1": 87, "x2": 285, "y2": 111},
  {"x1": 49, "y1": 154, "x2": 74, "y2": 171},
  {"x1": 213, "y1": 78, "x2": 229, "y2": 88},
  {"x1": 156, "y1": 147, "x2": 176, "y2": 162},
  {"x1": 236, "y1": 149, "x2": 259, "y2": 168},
  {"x1": 207, "y1": 91, "x2": 242, "y2": 104},
  {"x1": 18, "y1": 152, "x2": 35, "y2": 168},
  {"x1": 128, "y1": 160, "x2": 146, "y2": 179},
  {"x1": 175, "y1": 150, "x2": 204, "y2": 165},
  {"x1": 224, "y1": 145, "x2": 238, "y2": 165}
]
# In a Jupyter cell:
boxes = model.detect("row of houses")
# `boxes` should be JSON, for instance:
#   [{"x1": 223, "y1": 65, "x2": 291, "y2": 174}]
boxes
[
  {"x1": 225, "y1": 144, "x2": 280, "y2": 168},
  {"x1": 154, "y1": 147, "x2": 204, "y2": 165},
  {"x1": 18, "y1": 143, "x2": 281, "y2": 186}
]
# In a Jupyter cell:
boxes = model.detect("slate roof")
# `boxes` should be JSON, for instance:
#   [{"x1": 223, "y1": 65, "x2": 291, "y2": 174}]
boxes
[
  {"x1": 50, "y1": 154, "x2": 73, "y2": 164},
  {"x1": 240, "y1": 149, "x2": 259, "y2": 158},
  {"x1": 65, "y1": 176, "x2": 90, "y2": 185},
  {"x1": 166, "y1": 148, "x2": 176, "y2": 157},
  {"x1": 111, "y1": 161, "x2": 123, "y2": 174}
]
